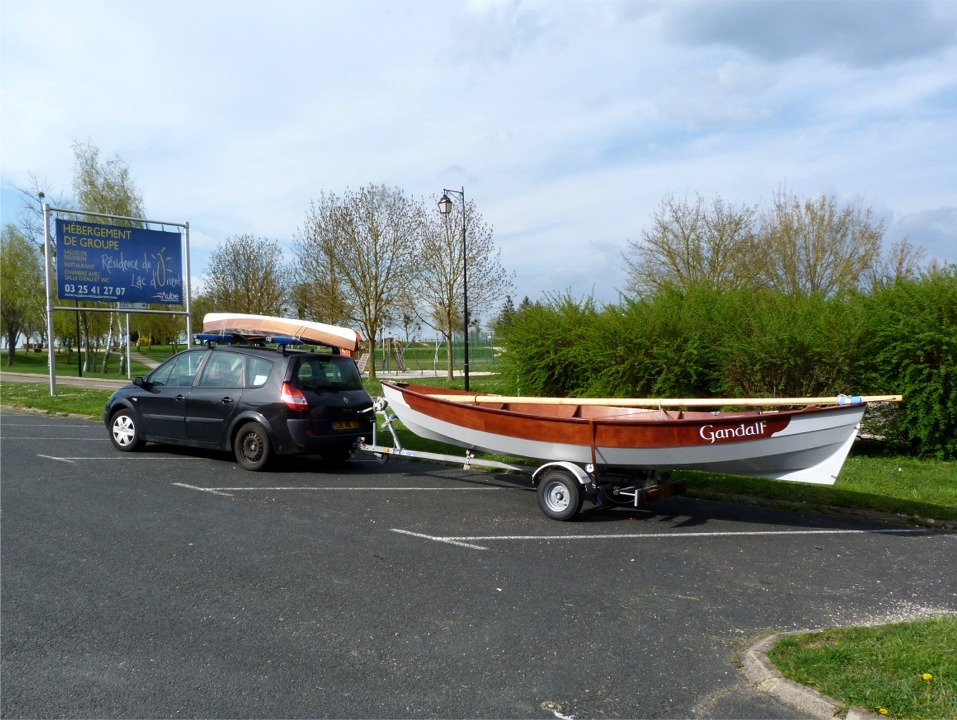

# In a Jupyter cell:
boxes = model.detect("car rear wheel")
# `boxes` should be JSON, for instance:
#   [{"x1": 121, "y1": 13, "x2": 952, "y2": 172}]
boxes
[
  {"x1": 234, "y1": 422, "x2": 271, "y2": 471},
  {"x1": 109, "y1": 409, "x2": 144, "y2": 452}
]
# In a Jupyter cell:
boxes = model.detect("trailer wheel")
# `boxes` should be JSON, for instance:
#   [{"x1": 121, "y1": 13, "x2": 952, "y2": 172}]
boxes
[{"x1": 537, "y1": 468, "x2": 583, "y2": 521}]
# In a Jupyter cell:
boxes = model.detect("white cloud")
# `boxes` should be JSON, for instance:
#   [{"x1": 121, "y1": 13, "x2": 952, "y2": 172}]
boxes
[
  {"x1": 2, "y1": 0, "x2": 955, "y2": 316},
  {"x1": 659, "y1": 0, "x2": 957, "y2": 67}
]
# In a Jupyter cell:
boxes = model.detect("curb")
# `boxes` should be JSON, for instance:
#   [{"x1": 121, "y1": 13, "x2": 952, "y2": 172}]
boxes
[{"x1": 740, "y1": 634, "x2": 885, "y2": 720}]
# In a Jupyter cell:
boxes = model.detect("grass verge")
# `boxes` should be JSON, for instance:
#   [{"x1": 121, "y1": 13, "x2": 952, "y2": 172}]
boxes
[
  {"x1": 767, "y1": 615, "x2": 957, "y2": 719},
  {"x1": 2, "y1": 348, "x2": 156, "y2": 379},
  {"x1": 1, "y1": 381, "x2": 113, "y2": 419}
]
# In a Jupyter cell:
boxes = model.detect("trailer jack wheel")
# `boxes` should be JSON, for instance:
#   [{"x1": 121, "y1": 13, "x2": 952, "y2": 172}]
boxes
[{"x1": 537, "y1": 468, "x2": 583, "y2": 521}]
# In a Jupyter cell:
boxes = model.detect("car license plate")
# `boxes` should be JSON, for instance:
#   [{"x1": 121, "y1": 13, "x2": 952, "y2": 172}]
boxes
[{"x1": 333, "y1": 420, "x2": 359, "y2": 431}]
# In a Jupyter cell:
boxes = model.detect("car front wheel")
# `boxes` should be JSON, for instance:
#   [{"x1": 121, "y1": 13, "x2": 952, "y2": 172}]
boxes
[
  {"x1": 110, "y1": 409, "x2": 144, "y2": 452},
  {"x1": 234, "y1": 422, "x2": 272, "y2": 471}
]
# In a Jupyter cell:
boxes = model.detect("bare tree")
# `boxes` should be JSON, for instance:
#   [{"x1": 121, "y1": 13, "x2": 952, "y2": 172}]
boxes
[
  {"x1": 622, "y1": 194, "x2": 759, "y2": 295},
  {"x1": 411, "y1": 196, "x2": 514, "y2": 379},
  {"x1": 294, "y1": 185, "x2": 421, "y2": 378},
  {"x1": 202, "y1": 235, "x2": 290, "y2": 315},
  {"x1": 13, "y1": 173, "x2": 70, "y2": 250},
  {"x1": 866, "y1": 236, "x2": 928, "y2": 290},
  {"x1": 757, "y1": 189, "x2": 884, "y2": 296}
]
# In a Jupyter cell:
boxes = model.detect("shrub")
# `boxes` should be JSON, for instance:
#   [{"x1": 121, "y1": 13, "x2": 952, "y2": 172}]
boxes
[
  {"x1": 496, "y1": 294, "x2": 602, "y2": 396},
  {"x1": 854, "y1": 268, "x2": 957, "y2": 458},
  {"x1": 498, "y1": 271, "x2": 956, "y2": 458}
]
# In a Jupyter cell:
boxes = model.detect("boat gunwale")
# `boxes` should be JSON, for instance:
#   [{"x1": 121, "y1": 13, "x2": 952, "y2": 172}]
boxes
[{"x1": 380, "y1": 381, "x2": 871, "y2": 427}]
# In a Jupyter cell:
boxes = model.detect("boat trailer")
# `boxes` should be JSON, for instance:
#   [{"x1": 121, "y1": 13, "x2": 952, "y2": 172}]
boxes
[{"x1": 357, "y1": 398, "x2": 685, "y2": 521}]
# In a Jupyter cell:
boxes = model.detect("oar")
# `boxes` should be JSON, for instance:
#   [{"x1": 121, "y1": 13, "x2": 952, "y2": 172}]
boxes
[{"x1": 424, "y1": 394, "x2": 904, "y2": 408}]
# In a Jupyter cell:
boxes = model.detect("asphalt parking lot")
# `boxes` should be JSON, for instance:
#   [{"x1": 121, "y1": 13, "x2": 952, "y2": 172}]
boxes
[{"x1": 2, "y1": 410, "x2": 955, "y2": 719}]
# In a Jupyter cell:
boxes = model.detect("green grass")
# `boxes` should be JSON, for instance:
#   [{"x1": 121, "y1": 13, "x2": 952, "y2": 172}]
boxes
[
  {"x1": 768, "y1": 616, "x2": 957, "y2": 719},
  {"x1": 0, "y1": 382, "x2": 113, "y2": 419},
  {"x1": 677, "y1": 453, "x2": 957, "y2": 527},
  {"x1": 2, "y1": 347, "x2": 156, "y2": 379}
]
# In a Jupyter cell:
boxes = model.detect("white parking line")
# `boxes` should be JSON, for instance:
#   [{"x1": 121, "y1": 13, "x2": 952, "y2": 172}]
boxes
[
  {"x1": 173, "y1": 483, "x2": 236, "y2": 497},
  {"x1": 38, "y1": 454, "x2": 203, "y2": 463},
  {"x1": 206, "y1": 486, "x2": 501, "y2": 492},
  {"x1": 391, "y1": 527, "x2": 928, "y2": 551},
  {"x1": 172, "y1": 484, "x2": 500, "y2": 500},
  {"x1": 3, "y1": 435, "x2": 102, "y2": 439}
]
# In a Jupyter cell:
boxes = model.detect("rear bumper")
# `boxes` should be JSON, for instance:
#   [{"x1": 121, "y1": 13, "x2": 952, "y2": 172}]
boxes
[{"x1": 283, "y1": 417, "x2": 374, "y2": 453}]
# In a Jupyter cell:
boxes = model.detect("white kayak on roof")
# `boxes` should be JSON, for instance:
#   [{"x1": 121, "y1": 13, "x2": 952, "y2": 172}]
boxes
[{"x1": 202, "y1": 313, "x2": 362, "y2": 353}]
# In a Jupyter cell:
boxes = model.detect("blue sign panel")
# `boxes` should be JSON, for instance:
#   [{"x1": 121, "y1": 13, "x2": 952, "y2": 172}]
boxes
[{"x1": 55, "y1": 219, "x2": 184, "y2": 305}]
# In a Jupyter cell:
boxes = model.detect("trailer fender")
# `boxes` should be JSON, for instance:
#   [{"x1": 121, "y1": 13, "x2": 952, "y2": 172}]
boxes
[{"x1": 532, "y1": 461, "x2": 591, "y2": 486}]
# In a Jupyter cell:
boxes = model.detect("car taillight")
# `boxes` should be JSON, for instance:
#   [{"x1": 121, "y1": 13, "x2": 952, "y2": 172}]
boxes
[{"x1": 281, "y1": 382, "x2": 310, "y2": 411}]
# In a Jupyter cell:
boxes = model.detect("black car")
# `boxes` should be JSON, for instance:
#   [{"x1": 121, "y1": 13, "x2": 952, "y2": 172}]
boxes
[{"x1": 104, "y1": 343, "x2": 374, "y2": 470}]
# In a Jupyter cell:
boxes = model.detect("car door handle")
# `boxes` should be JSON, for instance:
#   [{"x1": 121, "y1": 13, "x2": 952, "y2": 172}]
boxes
[
  {"x1": 220, "y1": 397, "x2": 235, "y2": 404},
  {"x1": 175, "y1": 395, "x2": 186, "y2": 402}
]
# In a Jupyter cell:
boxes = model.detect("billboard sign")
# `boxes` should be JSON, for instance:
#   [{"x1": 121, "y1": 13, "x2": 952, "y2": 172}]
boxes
[{"x1": 55, "y1": 219, "x2": 184, "y2": 305}]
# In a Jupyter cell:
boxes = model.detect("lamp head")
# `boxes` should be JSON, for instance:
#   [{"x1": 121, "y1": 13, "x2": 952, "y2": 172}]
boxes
[{"x1": 438, "y1": 194, "x2": 453, "y2": 215}]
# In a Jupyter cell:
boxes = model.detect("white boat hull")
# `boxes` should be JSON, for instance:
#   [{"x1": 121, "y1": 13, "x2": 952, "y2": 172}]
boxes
[{"x1": 381, "y1": 383, "x2": 865, "y2": 485}]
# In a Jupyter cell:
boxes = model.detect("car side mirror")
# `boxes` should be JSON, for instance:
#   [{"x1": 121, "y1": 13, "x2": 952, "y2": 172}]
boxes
[{"x1": 133, "y1": 376, "x2": 148, "y2": 388}]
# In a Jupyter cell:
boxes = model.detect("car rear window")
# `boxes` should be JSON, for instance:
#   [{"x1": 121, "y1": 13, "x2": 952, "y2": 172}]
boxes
[
  {"x1": 294, "y1": 357, "x2": 362, "y2": 391},
  {"x1": 199, "y1": 352, "x2": 245, "y2": 388}
]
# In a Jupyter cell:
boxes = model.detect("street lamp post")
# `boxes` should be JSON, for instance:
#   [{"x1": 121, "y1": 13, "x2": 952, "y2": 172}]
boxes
[{"x1": 438, "y1": 187, "x2": 469, "y2": 390}]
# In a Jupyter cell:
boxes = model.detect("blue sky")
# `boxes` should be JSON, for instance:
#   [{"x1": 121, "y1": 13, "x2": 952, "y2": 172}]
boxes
[{"x1": 2, "y1": 0, "x2": 955, "y2": 323}]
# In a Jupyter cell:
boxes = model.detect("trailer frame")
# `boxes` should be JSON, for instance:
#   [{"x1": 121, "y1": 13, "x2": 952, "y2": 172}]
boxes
[{"x1": 357, "y1": 399, "x2": 686, "y2": 520}]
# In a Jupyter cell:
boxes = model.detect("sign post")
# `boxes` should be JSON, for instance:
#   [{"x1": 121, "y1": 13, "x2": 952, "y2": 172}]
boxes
[{"x1": 42, "y1": 203, "x2": 56, "y2": 395}]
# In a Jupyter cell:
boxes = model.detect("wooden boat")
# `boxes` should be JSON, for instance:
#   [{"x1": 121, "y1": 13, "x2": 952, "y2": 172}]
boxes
[
  {"x1": 380, "y1": 382, "x2": 903, "y2": 485},
  {"x1": 202, "y1": 313, "x2": 361, "y2": 354}
]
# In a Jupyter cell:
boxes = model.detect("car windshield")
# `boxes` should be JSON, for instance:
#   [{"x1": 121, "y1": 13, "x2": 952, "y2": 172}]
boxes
[{"x1": 294, "y1": 357, "x2": 362, "y2": 391}]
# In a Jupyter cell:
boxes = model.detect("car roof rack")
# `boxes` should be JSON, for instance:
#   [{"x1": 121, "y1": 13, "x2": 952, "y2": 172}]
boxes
[{"x1": 193, "y1": 332, "x2": 341, "y2": 354}]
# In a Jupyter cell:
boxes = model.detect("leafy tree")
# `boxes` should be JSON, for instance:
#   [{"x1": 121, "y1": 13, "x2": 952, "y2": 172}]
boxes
[
  {"x1": 622, "y1": 193, "x2": 759, "y2": 296},
  {"x1": 188, "y1": 293, "x2": 217, "y2": 339},
  {"x1": 294, "y1": 185, "x2": 421, "y2": 378},
  {"x1": 492, "y1": 295, "x2": 516, "y2": 334},
  {"x1": 71, "y1": 141, "x2": 147, "y2": 372},
  {"x1": 201, "y1": 234, "x2": 290, "y2": 315},
  {"x1": 411, "y1": 195, "x2": 514, "y2": 380},
  {"x1": 1, "y1": 225, "x2": 45, "y2": 365},
  {"x1": 496, "y1": 293, "x2": 603, "y2": 396},
  {"x1": 73, "y1": 140, "x2": 145, "y2": 220},
  {"x1": 757, "y1": 189, "x2": 883, "y2": 296}
]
